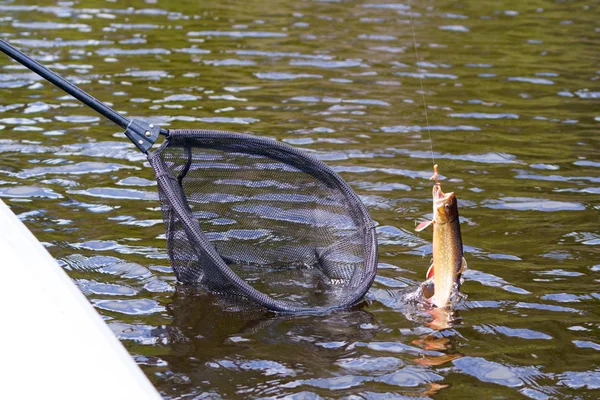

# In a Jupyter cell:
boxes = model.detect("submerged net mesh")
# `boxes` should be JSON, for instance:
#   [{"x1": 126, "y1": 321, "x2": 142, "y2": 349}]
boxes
[{"x1": 148, "y1": 129, "x2": 377, "y2": 313}]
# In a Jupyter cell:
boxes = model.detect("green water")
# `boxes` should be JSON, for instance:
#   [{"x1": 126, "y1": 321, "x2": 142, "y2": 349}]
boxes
[{"x1": 1, "y1": 0, "x2": 599, "y2": 398}]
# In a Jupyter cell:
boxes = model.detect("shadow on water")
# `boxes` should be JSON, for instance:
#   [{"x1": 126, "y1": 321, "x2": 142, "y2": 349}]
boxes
[
  {"x1": 152, "y1": 284, "x2": 471, "y2": 398},
  {"x1": 154, "y1": 287, "x2": 380, "y2": 397}
]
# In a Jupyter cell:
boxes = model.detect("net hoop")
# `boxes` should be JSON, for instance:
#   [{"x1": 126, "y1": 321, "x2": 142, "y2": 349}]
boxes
[{"x1": 148, "y1": 129, "x2": 378, "y2": 313}]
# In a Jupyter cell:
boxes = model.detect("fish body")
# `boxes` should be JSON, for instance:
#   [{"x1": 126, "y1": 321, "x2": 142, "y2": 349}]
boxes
[{"x1": 416, "y1": 165, "x2": 466, "y2": 308}]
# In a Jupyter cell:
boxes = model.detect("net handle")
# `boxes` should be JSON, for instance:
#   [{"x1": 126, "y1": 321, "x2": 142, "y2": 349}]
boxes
[{"x1": 0, "y1": 38, "x2": 168, "y2": 152}]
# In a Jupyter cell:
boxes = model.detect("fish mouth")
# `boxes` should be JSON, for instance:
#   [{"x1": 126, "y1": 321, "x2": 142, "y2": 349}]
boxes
[{"x1": 433, "y1": 184, "x2": 454, "y2": 208}]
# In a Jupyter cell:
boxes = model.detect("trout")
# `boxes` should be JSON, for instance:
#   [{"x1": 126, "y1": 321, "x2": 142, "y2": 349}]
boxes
[{"x1": 415, "y1": 165, "x2": 467, "y2": 308}]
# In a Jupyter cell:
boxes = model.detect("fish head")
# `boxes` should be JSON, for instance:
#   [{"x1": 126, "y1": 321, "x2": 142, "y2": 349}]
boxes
[{"x1": 433, "y1": 184, "x2": 459, "y2": 224}]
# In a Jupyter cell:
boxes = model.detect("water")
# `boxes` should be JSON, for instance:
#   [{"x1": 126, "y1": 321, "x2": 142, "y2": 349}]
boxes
[{"x1": 1, "y1": 0, "x2": 599, "y2": 398}]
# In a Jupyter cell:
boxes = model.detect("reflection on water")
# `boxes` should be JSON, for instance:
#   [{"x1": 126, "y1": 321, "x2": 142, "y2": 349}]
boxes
[{"x1": 1, "y1": 0, "x2": 599, "y2": 398}]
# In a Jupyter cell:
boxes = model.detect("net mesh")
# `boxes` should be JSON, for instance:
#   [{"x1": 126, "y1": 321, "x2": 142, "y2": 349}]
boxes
[{"x1": 148, "y1": 129, "x2": 377, "y2": 312}]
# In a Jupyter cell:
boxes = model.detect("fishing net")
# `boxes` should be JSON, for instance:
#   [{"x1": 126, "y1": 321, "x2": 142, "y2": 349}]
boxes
[
  {"x1": 0, "y1": 39, "x2": 377, "y2": 314},
  {"x1": 148, "y1": 129, "x2": 377, "y2": 313}
]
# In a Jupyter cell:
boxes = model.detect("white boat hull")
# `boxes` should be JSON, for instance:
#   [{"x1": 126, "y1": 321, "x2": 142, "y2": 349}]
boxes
[{"x1": 0, "y1": 199, "x2": 162, "y2": 400}]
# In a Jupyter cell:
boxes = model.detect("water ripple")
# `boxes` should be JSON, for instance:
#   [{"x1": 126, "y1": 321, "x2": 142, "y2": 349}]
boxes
[
  {"x1": 93, "y1": 299, "x2": 165, "y2": 315},
  {"x1": 464, "y1": 270, "x2": 531, "y2": 295},
  {"x1": 359, "y1": 341, "x2": 443, "y2": 357},
  {"x1": 285, "y1": 375, "x2": 368, "y2": 391},
  {"x1": 514, "y1": 302, "x2": 582, "y2": 314},
  {"x1": 0, "y1": 186, "x2": 62, "y2": 199},
  {"x1": 110, "y1": 23, "x2": 159, "y2": 30},
  {"x1": 336, "y1": 356, "x2": 404, "y2": 373},
  {"x1": 541, "y1": 293, "x2": 590, "y2": 302},
  {"x1": 255, "y1": 72, "x2": 322, "y2": 80},
  {"x1": 55, "y1": 115, "x2": 100, "y2": 123},
  {"x1": 574, "y1": 160, "x2": 600, "y2": 168},
  {"x1": 234, "y1": 50, "x2": 332, "y2": 60},
  {"x1": 76, "y1": 279, "x2": 137, "y2": 296},
  {"x1": 514, "y1": 170, "x2": 600, "y2": 183},
  {"x1": 290, "y1": 96, "x2": 389, "y2": 106},
  {"x1": 290, "y1": 59, "x2": 368, "y2": 68},
  {"x1": 3, "y1": 1, "x2": 599, "y2": 398},
  {"x1": 573, "y1": 341, "x2": 600, "y2": 351},
  {"x1": 12, "y1": 21, "x2": 90, "y2": 30},
  {"x1": 574, "y1": 90, "x2": 600, "y2": 99},
  {"x1": 558, "y1": 370, "x2": 600, "y2": 389},
  {"x1": 375, "y1": 366, "x2": 444, "y2": 387},
  {"x1": 474, "y1": 325, "x2": 552, "y2": 340},
  {"x1": 203, "y1": 59, "x2": 257, "y2": 67},
  {"x1": 116, "y1": 177, "x2": 156, "y2": 187},
  {"x1": 376, "y1": 226, "x2": 427, "y2": 247},
  {"x1": 351, "y1": 181, "x2": 411, "y2": 192},
  {"x1": 448, "y1": 112, "x2": 519, "y2": 119},
  {"x1": 453, "y1": 357, "x2": 523, "y2": 387},
  {"x1": 188, "y1": 31, "x2": 287, "y2": 38},
  {"x1": 394, "y1": 72, "x2": 458, "y2": 79},
  {"x1": 10, "y1": 38, "x2": 113, "y2": 48},
  {"x1": 95, "y1": 48, "x2": 170, "y2": 56},
  {"x1": 197, "y1": 117, "x2": 259, "y2": 124},
  {"x1": 173, "y1": 47, "x2": 210, "y2": 54},
  {"x1": 439, "y1": 25, "x2": 470, "y2": 32},
  {"x1": 68, "y1": 187, "x2": 159, "y2": 201},
  {"x1": 216, "y1": 359, "x2": 296, "y2": 377},
  {"x1": 17, "y1": 161, "x2": 137, "y2": 179},
  {"x1": 482, "y1": 197, "x2": 585, "y2": 212},
  {"x1": 508, "y1": 77, "x2": 554, "y2": 85},
  {"x1": 358, "y1": 34, "x2": 397, "y2": 41},
  {"x1": 388, "y1": 148, "x2": 517, "y2": 164},
  {"x1": 381, "y1": 125, "x2": 480, "y2": 133},
  {"x1": 110, "y1": 323, "x2": 161, "y2": 345},
  {"x1": 363, "y1": 4, "x2": 409, "y2": 10},
  {"x1": 0, "y1": 117, "x2": 38, "y2": 125}
]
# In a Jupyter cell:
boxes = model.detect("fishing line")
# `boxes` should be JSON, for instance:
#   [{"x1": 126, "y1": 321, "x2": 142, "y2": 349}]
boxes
[{"x1": 408, "y1": 2, "x2": 435, "y2": 166}]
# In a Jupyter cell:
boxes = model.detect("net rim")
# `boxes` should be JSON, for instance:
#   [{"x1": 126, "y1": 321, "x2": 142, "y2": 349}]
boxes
[{"x1": 148, "y1": 129, "x2": 378, "y2": 313}]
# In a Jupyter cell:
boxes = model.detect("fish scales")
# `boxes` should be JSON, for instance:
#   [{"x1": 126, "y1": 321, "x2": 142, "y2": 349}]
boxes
[{"x1": 416, "y1": 164, "x2": 467, "y2": 308}]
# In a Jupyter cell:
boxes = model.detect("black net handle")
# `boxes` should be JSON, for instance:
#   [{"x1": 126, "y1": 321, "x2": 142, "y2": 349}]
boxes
[{"x1": 0, "y1": 38, "x2": 167, "y2": 152}]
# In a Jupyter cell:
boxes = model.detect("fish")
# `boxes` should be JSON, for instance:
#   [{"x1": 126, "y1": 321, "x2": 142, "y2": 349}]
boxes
[{"x1": 415, "y1": 164, "x2": 467, "y2": 308}]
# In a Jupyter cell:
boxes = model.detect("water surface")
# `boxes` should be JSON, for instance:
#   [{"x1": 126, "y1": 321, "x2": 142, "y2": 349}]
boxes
[{"x1": 1, "y1": 0, "x2": 599, "y2": 398}]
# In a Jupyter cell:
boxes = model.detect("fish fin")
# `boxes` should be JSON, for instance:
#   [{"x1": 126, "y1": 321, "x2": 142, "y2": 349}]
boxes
[
  {"x1": 460, "y1": 257, "x2": 468, "y2": 273},
  {"x1": 426, "y1": 263, "x2": 434, "y2": 279},
  {"x1": 415, "y1": 220, "x2": 433, "y2": 232}
]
